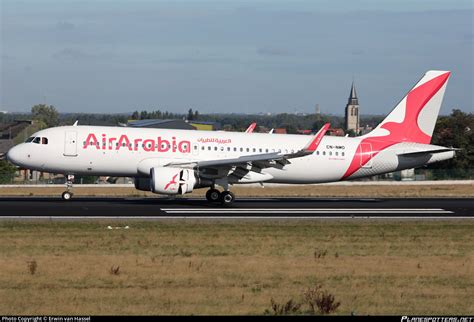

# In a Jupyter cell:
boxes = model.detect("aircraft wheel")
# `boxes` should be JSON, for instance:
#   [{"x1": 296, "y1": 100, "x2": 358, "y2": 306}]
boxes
[
  {"x1": 220, "y1": 191, "x2": 235, "y2": 206},
  {"x1": 206, "y1": 189, "x2": 221, "y2": 203},
  {"x1": 62, "y1": 191, "x2": 73, "y2": 201}
]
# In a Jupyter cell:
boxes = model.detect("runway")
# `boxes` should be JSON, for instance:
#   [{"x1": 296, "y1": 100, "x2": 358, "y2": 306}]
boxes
[{"x1": 0, "y1": 197, "x2": 472, "y2": 220}]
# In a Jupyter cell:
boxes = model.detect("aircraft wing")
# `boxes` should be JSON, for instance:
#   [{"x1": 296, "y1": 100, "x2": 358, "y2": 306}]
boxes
[{"x1": 165, "y1": 123, "x2": 330, "y2": 170}]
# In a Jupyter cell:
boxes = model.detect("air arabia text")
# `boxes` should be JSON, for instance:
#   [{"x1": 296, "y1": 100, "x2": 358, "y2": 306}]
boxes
[{"x1": 83, "y1": 133, "x2": 191, "y2": 153}]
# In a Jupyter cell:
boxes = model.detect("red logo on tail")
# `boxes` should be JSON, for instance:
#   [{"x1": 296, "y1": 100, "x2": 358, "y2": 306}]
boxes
[{"x1": 342, "y1": 72, "x2": 450, "y2": 179}]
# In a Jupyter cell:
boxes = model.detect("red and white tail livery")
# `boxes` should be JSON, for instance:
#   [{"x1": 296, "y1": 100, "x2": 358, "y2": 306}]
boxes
[{"x1": 7, "y1": 70, "x2": 456, "y2": 205}]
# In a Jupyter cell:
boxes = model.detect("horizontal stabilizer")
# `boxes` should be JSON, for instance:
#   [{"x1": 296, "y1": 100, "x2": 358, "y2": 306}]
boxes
[{"x1": 397, "y1": 147, "x2": 460, "y2": 157}]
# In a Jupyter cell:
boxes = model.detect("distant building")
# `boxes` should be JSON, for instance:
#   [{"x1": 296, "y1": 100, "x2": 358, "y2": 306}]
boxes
[
  {"x1": 296, "y1": 129, "x2": 312, "y2": 135},
  {"x1": 327, "y1": 128, "x2": 345, "y2": 136},
  {"x1": 126, "y1": 119, "x2": 221, "y2": 131},
  {"x1": 315, "y1": 104, "x2": 320, "y2": 115},
  {"x1": 188, "y1": 121, "x2": 221, "y2": 131},
  {"x1": 344, "y1": 82, "x2": 360, "y2": 134},
  {"x1": 127, "y1": 119, "x2": 196, "y2": 130},
  {"x1": 359, "y1": 124, "x2": 373, "y2": 135},
  {"x1": 274, "y1": 128, "x2": 287, "y2": 134}
]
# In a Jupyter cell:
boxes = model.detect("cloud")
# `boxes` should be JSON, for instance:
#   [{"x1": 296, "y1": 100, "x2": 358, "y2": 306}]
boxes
[
  {"x1": 55, "y1": 21, "x2": 75, "y2": 31},
  {"x1": 152, "y1": 57, "x2": 234, "y2": 64},
  {"x1": 2, "y1": 54, "x2": 14, "y2": 60},
  {"x1": 52, "y1": 48, "x2": 90, "y2": 60},
  {"x1": 52, "y1": 48, "x2": 113, "y2": 61},
  {"x1": 257, "y1": 47, "x2": 292, "y2": 57}
]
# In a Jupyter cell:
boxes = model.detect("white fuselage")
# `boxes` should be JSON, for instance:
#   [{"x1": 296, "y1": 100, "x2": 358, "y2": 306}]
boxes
[{"x1": 7, "y1": 125, "x2": 454, "y2": 184}]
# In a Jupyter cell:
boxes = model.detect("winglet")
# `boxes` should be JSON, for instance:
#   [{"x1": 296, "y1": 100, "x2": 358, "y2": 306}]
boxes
[
  {"x1": 303, "y1": 123, "x2": 330, "y2": 152},
  {"x1": 245, "y1": 122, "x2": 257, "y2": 133}
]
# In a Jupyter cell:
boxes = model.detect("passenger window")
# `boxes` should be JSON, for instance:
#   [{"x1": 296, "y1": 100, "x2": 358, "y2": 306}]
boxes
[
  {"x1": 234, "y1": 147, "x2": 237, "y2": 152},
  {"x1": 33, "y1": 137, "x2": 41, "y2": 144},
  {"x1": 342, "y1": 152, "x2": 345, "y2": 157},
  {"x1": 208, "y1": 146, "x2": 211, "y2": 150},
  {"x1": 227, "y1": 147, "x2": 230, "y2": 151},
  {"x1": 316, "y1": 151, "x2": 319, "y2": 155},
  {"x1": 194, "y1": 145, "x2": 198, "y2": 150},
  {"x1": 214, "y1": 146, "x2": 218, "y2": 151},
  {"x1": 259, "y1": 148, "x2": 262, "y2": 153},
  {"x1": 323, "y1": 151, "x2": 326, "y2": 155},
  {"x1": 201, "y1": 146, "x2": 205, "y2": 150},
  {"x1": 246, "y1": 148, "x2": 249, "y2": 152},
  {"x1": 335, "y1": 151, "x2": 338, "y2": 156},
  {"x1": 253, "y1": 148, "x2": 256, "y2": 152},
  {"x1": 329, "y1": 151, "x2": 332, "y2": 156},
  {"x1": 240, "y1": 148, "x2": 243, "y2": 152},
  {"x1": 266, "y1": 149, "x2": 269, "y2": 153}
]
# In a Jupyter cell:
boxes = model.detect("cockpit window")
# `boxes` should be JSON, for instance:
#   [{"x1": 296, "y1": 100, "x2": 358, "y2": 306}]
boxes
[
  {"x1": 41, "y1": 137, "x2": 48, "y2": 145},
  {"x1": 33, "y1": 137, "x2": 41, "y2": 144},
  {"x1": 25, "y1": 137, "x2": 35, "y2": 143}
]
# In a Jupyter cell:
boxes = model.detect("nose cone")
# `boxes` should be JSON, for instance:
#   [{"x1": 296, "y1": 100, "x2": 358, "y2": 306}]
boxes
[{"x1": 6, "y1": 145, "x2": 22, "y2": 166}]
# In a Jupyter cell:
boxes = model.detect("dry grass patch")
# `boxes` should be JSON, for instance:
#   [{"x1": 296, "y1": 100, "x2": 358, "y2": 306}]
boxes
[
  {"x1": 0, "y1": 183, "x2": 473, "y2": 198},
  {"x1": 0, "y1": 220, "x2": 472, "y2": 315}
]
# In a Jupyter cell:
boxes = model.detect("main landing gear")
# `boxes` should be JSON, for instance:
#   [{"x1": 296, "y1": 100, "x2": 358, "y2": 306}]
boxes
[
  {"x1": 206, "y1": 188, "x2": 235, "y2": 206},
  {"x1": 62, "y1": 175, "x2": 74, "y2": 201}
]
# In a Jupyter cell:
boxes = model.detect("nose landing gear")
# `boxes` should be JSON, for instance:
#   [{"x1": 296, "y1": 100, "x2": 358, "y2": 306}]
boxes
[
  {"x1": 62, "y1": 191, "x2": 73, "y2": 200},
  {"x1": 62, "y1": 174, "x2": 74, "y2": 201}
]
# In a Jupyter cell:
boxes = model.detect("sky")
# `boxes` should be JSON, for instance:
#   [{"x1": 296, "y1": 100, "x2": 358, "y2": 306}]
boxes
[{"x1": 1, "y1": 0, "x2": 473, "y2": 116}]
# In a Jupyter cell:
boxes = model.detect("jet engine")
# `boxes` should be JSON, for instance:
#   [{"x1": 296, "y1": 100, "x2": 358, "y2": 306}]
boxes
[{"x1": 150, "y1": 167, "x2": 197, "y2": 195}]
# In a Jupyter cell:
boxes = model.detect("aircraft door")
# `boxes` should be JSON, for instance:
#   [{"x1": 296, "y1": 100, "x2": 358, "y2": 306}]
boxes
[
  {"x1": 64, "y1": 131, "x2": 78, "y2": 156},
  {"x1": 360, "y1": 143, "x2": 373, "y2": 168}
]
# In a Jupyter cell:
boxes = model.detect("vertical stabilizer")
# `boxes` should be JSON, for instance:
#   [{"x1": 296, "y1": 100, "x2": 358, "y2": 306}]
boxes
[{"x1": 363, "y1": 70, "x2": 450, "y2": 144}]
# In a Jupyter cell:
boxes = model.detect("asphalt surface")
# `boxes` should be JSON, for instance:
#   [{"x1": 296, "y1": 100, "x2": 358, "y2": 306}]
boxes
[{"x1": 0, "y1": 197, "x2": 472, "y2": 220}]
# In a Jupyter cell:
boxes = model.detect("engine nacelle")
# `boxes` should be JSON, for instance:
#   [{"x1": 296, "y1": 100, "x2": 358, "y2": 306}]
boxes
[
  {"x1": 134, "y1": 177, "x2": 151, "y2": 192},
  {"x1": 150, "y1": 167, "x2": 197, "y2": 195}
]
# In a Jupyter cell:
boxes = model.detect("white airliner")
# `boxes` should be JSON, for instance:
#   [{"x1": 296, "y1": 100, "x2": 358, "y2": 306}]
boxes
[{"x1": 7, "y1": 71, "x2": 456, "y2": 205}]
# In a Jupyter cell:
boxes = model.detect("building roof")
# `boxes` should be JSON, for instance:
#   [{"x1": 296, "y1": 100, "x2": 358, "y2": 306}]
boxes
[
  {"x1": 127, "y1": 119, "x2": 195, "y2": 130},
  {"x1": 274, "y1": 128, "x2": 287, "y2": 134}
]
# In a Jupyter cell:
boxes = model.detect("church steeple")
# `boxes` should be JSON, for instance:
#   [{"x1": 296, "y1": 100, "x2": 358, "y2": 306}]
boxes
[
  {"x1": 348, "y1": 82, "x2": 358, "y2": 105},
  {"x1": 345, "y1": 81, "x2": 360, "y2": 135}
]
